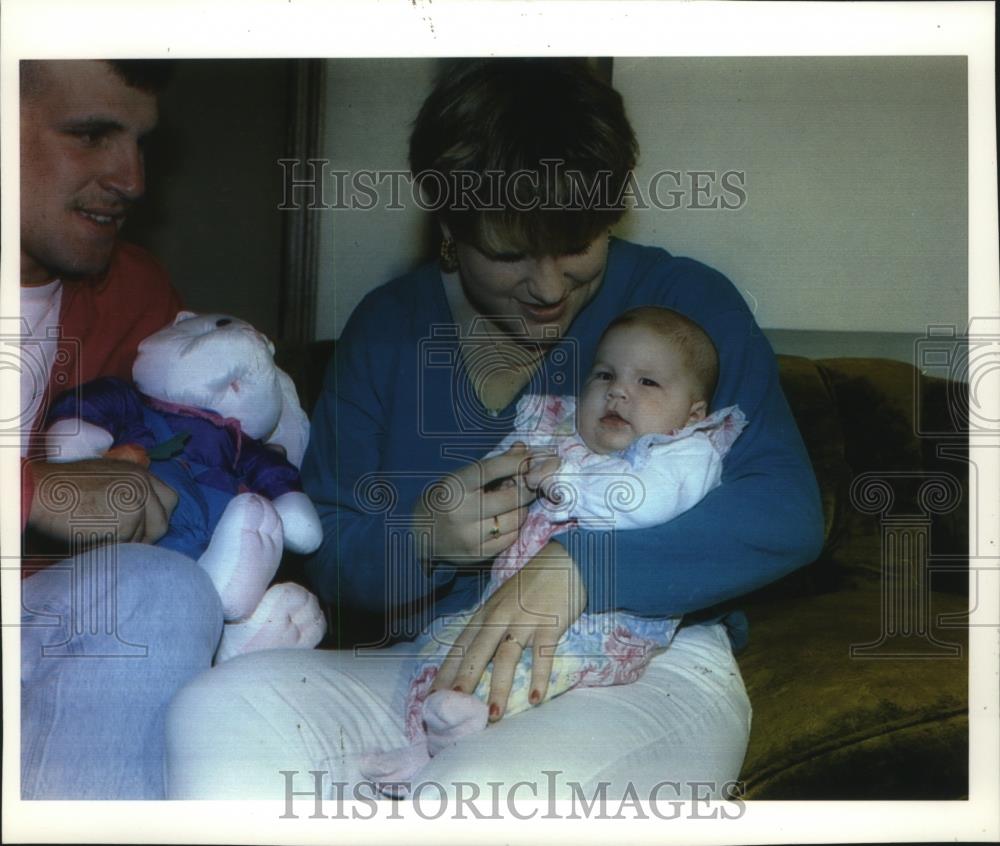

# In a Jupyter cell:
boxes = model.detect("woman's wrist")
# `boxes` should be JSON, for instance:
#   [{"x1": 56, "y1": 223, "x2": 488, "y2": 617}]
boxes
[{"x1": 534, "y1": 539, "x2": 587, "y2": 618}]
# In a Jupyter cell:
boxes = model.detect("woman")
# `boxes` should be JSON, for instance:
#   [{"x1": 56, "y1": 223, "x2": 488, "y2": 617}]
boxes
[{"x1": 166, "y1": 58, "x2": 823, "y2": 800}]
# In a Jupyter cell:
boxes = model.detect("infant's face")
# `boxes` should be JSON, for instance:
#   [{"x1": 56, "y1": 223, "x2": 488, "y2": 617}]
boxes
[{"x1": 578, "y1": 324, "x2": 706, "y2": 455}]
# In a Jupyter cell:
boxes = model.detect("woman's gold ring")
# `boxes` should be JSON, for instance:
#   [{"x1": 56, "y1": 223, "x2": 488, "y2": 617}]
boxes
[{"x1": 489, "y1": 515, "x2": 501, "y2": 539}]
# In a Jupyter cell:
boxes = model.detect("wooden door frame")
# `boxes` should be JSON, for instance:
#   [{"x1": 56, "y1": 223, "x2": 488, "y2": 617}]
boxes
[{"x1": 278, "y1": 58, "x2": 326, "y2": 344}]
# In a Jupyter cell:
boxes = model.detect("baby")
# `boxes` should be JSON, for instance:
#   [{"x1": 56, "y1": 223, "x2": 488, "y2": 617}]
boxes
[{"x1": 362, "y1": 306, "x2": 746, "y2": 791}]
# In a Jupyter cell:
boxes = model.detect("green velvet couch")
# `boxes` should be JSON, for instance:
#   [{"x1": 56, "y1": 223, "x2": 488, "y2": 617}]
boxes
[
  {"x1": 276, "y1": 342, "x2": 970, "y2": 801},
  {"x1": 734, "y1": 355, "x2": 968, "y2": 799}
]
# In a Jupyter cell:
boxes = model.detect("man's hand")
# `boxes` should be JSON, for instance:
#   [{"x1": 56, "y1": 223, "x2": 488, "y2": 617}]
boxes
[{"x1": 27, "y1": 458, "x2": 179, "y2": 546}]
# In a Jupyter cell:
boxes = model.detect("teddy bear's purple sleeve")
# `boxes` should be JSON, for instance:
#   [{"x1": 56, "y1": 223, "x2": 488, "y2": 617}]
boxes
[
  {"x1": 236, "y1": 437, "x2": 304, "y2": 500},
  {"x1": 46, "y1": 377, "x2": 158, "y2": 450}
]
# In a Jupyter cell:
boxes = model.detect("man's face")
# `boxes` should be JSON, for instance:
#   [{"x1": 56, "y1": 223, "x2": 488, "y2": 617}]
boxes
[
  {"x1": 20, "y1": 61, "x2": 158, "y2": 285},
  {"x1": 577, "y1": 323, "x2": 706, "y2": 455}
]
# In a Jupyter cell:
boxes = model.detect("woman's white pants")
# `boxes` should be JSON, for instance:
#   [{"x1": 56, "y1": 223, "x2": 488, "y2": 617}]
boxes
[{"x1": 166, "y1": 622, "x2": 751, "y2": 801}]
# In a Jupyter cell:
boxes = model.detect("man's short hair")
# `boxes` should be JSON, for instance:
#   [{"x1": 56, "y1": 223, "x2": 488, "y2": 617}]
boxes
[
  {"x1": 105, "y1": 60, "x2": 174, "y2": 93},
  {"x1": 20, "y1": 59, "x2": 174, "y2": 99},
  {"x1": 602, "y1": 306, "x2": 720, "y2": 402}
]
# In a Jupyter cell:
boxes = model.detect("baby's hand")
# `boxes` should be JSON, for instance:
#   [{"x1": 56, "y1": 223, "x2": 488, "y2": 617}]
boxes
[
  {"x1": 482, "y1": 475, "x2": 519, "y2": 493},
  {"x1": 524, "y1": 452, "x2": 561, "y2": 498}
]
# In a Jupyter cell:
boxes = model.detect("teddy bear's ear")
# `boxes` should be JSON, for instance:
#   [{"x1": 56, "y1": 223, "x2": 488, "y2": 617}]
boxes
[
  {"x1": 265, "y1": 369, "x2": 310, "y2": 468},
  {"x1": 173, "y1": 310, "x2": 198, "y2": 325}
]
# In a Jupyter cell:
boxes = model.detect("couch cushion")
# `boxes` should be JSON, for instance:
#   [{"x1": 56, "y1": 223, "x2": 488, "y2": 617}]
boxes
[
  {"x1": 819, "y1": 357, "x2": 925, "y2": 472},
  {"x1": 737, "y1": 579, "x2": 968, "y2": 799},
  {"x1": 776, "y1": 355, "x2": 850, "y2": 547},
  {"x1": 811, "y1": 358, "x2": 968, "y2": 585}
]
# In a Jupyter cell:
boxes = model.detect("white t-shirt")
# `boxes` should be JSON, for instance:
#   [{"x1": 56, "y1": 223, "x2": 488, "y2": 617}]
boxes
[{"x1": 19, "y1": 280, "x2": 63, "y2": 455}]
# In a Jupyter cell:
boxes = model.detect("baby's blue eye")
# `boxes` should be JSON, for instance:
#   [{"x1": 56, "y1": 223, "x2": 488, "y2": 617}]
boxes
[
  {"x1": 592, "y1": 371, "x2": 611, "y2": 381},
  {"x1": 639, "y1": 378, "x2": 660, "y2": 387}
]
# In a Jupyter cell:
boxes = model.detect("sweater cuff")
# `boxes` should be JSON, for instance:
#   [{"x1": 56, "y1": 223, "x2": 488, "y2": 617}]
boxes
[
  {"x1": 397, "y1": 517, "x2": 459, "y2": 597},
  {"x1": 425, "y1": 557, "x2": 459, "y2": 589},
  {"x1": 375, "y1": 519, "x2": 461, "y2": 641}
]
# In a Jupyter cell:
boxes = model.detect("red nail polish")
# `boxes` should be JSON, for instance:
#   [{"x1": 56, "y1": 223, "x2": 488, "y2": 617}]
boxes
[
  {"x1": 489, "y1": 703, "x2": 500, "y2": 719},
  {"x1": 529, "y1": 689, "x2": 541, "y2": 704}
]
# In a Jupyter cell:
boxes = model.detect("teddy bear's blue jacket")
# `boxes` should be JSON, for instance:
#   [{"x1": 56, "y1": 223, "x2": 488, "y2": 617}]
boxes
[{"x1": 47, "y1": 377, "x2": 303, "y2": 559}]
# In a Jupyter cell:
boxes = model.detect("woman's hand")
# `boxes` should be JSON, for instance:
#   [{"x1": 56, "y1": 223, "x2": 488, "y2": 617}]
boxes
[
  {"x1": 523, "y1": 451, "x2": 562, "y2": 502},
  {"x1": 414, "y1": 442, "x2": 536, "y2": 565},
  {"x1": 430, "y1": 540, "x2": 586, "y2": 721}
]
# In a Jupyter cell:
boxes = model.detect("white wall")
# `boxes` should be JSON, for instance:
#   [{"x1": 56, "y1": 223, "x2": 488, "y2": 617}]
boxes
[
  {"x1": 315, "y1": 59, "x2": 440, "y2": 341},
  {"x1": 316, "y1": 57, "x2": 967, "y2": 340},
  {"x1": 613, "y1": 56, "x2": 967, "y2": 333},
  {"x1": 127, "y1": 60, "x2": 292, "y2": 340}
]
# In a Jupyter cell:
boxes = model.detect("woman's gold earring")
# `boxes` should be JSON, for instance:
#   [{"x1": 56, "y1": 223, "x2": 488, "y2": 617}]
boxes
[{"x1": 440, "y1": 238, "x2": 459, "y2": 273}]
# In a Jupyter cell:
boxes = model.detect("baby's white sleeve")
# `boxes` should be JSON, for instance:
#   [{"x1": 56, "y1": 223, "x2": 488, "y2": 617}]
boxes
[{"x1": 543, "y1": 436, "x2": 722, "y2": 529}]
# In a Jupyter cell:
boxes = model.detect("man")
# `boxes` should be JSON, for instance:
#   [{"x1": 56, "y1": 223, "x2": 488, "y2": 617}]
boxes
[
  {"x1": 19, "y1": 60, "x2": 223, "y2": 799},
  {"x1": 21, "y1": 59, "x2": 181, "y2": 545}
]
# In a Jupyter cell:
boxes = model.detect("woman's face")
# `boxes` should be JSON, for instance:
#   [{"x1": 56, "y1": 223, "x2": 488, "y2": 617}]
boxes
[{"x1": 449, "y1": 229, "x2": 609, "y2": 343}]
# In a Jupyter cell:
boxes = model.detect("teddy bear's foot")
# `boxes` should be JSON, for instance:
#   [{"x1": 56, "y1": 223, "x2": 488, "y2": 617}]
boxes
[
  {"x1": 213, "y1": 582, "x2": 327, "y2": 664},
  {"x1": 198, "y1": 492, "x2": 283, "y2": 620}
]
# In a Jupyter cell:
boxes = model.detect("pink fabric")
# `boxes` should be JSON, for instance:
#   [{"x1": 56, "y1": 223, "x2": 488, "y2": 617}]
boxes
[{"x1": 361, "y1": 398, "x2": 746, "y2": 795}]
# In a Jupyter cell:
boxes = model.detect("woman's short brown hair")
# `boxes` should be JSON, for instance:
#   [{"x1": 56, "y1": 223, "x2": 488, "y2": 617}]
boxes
[{"x1": 409, "y1": 58, "x2": 638, "y2": 256}]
